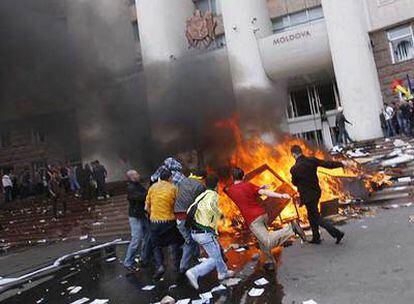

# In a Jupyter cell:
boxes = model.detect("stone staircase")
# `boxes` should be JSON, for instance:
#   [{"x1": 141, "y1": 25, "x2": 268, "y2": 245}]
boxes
[{"x1": 0, "y1": 183, "x2": 130, "y2": 251}]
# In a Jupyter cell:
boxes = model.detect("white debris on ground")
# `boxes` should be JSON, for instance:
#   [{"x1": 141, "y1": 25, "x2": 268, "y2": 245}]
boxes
[
  {"x1": 221, "y1": 277, "x2": 242, "y2": 287},
  {"x1": 254, "y1": 278, "x2": 269, "y2": 286},
  {"x1": 69, "y1": 298, "x2": 90, "y2": 304},
  {"x1": 303, "y1": 300, "x2": 318, "y2": 304},
  {"x1": 248, "y1": 287, "x2": 264, "y2": 297},
  {"x1": 67, "y1": 286, "x2": 82, "y2": 294},
  {"x1": 105, "y1": 257, "x2": 116, "y2": 262},
  {"x1": 141, "y1": 285, "x2": 156, "y2": 291}
]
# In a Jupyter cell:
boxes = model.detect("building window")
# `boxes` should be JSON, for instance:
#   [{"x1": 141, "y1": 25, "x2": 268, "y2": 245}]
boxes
[
  {"x1": 1, "y1": 131, "x2": 11, "y2": 148},
  {"x1": 32, "y1": 128, "x2": 46, "y2": 144},
  {"x1": 294, "y1": 130, "x2": 323, "y2": 146},
  {"x1": 287, "y1": 82, "x2": 340, "y2": 119},
  {"x1": 272, "y1": 6, "x2": 324, "y2": 33},
  {"x1": 194, "y1": 0, "x2": 221, "y2": 15},
  {"x1": 388, "y1": 25, "x2": 414, "y2": 63}
]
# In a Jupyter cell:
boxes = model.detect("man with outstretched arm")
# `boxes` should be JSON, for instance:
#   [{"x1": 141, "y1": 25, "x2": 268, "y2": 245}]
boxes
[
  {"x1": 226, "y1": 167, "x2": 306, "y2": 269},
  {"x1": 290, "y1": 145, "x2": 345, "y2": 244}
]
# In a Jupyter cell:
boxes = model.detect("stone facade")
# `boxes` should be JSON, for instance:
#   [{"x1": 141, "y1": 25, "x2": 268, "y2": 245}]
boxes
[
  {"x1": 371, "y1": 19, "x2": 414, "y2": 105},
  {"x1": 267, "y1": 0, "x2": 321, "y2": 18},
  {"x1": 0, "y1": 110, "x2": 81, "y2": 178}
]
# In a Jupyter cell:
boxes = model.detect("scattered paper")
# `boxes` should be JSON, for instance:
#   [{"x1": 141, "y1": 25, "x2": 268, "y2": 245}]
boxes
[
  {"x1": 176, "y1": 299, "x2": 191, "y2": 304},
  {"x1": 248, "y1": 288, "x2": 264, "y2": 297},
  {"x1": 106, "y1": 257, "x2": 117, "y2": 262},
  {"x1": 222, "y1": 277, "x2": 241, "y2": 287},
  {"x1": 199, "y1": 292, "x2": 213, "y2": 300},
  {"x1": 90, "y1": 299, "x2": 109, "y2": 304},
  {"x1": 254, "y1": 278, "x2": 269, "y2": 286},
  {"x1": 361, "y1": 225, "x2": 368, "y2": 229},
  {"x1": 403, "y1": 203, "x2": 413, "y2": 207},
  {"x1": 142, "y1": 285, "x2": 156, "y2": 291},
  {"x1": 36, "y1": 298, "x2": 44, "y2": 303},
  {"x1": 211, "y1": 284, "x2": 227, "y2": 293},
  {"x1": 235, "y1": 247, "x2": 246, "y2": 252},
  {"x1": 303, "y1": 300, "x2": 318, "y2": 304},
  {"x1": 191, "y1": 300, "x2": 206, "y2": 304},
  {"x1": 70, "y1": 298, "x2": 90, "y2": 304},
  {"x1": 68, "y1": 286, "x2": 82, "y2": 294},
  {"x1": 60, "y1": 280, "x2": 68, "y2": 285},
  {"x1": 398, "y1": 177, "x2": 411, "y2": 183},
  {"x1": 168, "y1": 284, "x2": 177, "y2": 290},
  {"x1": 79, "y1": 235, "x2": 88, "y2": 240}
]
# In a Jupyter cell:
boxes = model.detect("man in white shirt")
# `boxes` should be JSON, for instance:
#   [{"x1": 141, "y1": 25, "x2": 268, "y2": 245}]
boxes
[
  {"x1": 383, "y1": 103, "x2": 396, "y2": 137},
  {"x1": 2, "y1": 171, "x2": 13, "y2": 203}
]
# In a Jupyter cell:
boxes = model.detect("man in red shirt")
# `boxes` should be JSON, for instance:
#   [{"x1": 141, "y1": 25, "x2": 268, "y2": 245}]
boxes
[{"x1": 227, "y1": 167, "x2": 305, "y2": 268}]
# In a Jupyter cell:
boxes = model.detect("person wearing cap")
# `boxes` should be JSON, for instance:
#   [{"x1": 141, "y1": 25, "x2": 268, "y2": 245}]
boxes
[
  {"x1": 290, "y1": 145, "x2": 345, "y2": 244},
  {"x1": 335, "y1": 107, "x2": 354, "y2": 146},
  {"x1": 174, "y1": 169, "x2": 207, "y2": 273}
]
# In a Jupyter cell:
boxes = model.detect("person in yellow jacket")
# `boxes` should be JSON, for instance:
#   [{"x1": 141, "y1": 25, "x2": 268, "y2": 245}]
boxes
[{"x1": 185, "y1": 175, "x2": 234, "y2": 290}]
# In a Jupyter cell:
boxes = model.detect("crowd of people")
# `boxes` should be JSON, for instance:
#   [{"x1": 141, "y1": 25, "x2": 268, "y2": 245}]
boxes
[
  {"x1": 124, "y1": 147, "x2": 347, "y2": 289},
  {"x1": 381, "y1": 99, "x2": 414, "y2": 138},
  {"x1": 1, "y1": 160, "x2": 109, "y2": 217}
]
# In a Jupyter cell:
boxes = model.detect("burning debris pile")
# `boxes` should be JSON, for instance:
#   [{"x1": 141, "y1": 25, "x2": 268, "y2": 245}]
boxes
[{"x1": 213, "y1": 117, "x2": 395, "y2": 232}]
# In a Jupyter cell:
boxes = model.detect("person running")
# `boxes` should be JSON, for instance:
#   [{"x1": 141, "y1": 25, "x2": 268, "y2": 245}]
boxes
[
  {"x1": 226, "y1": 167, "x2": 306, "y2": 269},
  {"x1": 185, "y1": 175, "x2": 234, "y2": 290},
  {"x1": 145, "y1": 169, "x2": 183, "y2": 279},
  {"x1": 174, "y1": 169, "x2": 207, "y2": 273},
  {"x1": 123, "y1": 170, "x2": 148, "y2": 271},
  {"x1": 290, "y1": 145, "x2": 345, "y2": 244}
]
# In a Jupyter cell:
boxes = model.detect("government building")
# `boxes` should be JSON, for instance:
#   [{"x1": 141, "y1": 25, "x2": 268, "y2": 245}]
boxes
[
  {"x1": 1, "y1": 0, "x2": 414, "y2": 179},
  {"x1": 132, "y1": 0, "x2": 414, "y2": 148}
]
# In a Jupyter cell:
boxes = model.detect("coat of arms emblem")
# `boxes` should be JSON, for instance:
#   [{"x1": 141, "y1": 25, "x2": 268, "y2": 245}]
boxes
[{"x1": 186, "y1": 10, "x2": 217, "y2": 48}]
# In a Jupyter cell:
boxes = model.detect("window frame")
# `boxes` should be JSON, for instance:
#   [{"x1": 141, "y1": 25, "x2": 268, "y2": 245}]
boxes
[{"x1": 387, "y1": 24, "x2": 414, "y2": 64}]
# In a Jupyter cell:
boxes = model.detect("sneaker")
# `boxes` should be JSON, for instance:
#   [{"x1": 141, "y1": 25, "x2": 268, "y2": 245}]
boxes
[
  {"x1": 185, "y1": 269, "x2": 199, "y2": 290},
  {"x1": 218, "y1": 270, "x2": 235, "y2": 281},
  {"x1": 291, "y1": 219, "x2": 306, "y2": 242},
  {"x1": 336, "y1": 232, "x2": 345, "y2": 244},
  {"x1": 153, "y1": 265, "x2": 166, "y2": 280}
]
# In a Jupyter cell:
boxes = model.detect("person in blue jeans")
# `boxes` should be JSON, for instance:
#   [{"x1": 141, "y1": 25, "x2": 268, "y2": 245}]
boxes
[
  {"x1": 174, "y1": 169, "x2": 206, "y2": 273},
  {"x1": 185, "y1": 175, "x2": 234, "y2": 290},
  {"x1": 123, "y1": 170, "x2": 148, "y2": 271}
]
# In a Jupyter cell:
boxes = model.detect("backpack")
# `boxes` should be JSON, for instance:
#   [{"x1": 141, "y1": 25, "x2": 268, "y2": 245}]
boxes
[{"x1": 185, "y1": 191, "x2": 208, "y2": 230}]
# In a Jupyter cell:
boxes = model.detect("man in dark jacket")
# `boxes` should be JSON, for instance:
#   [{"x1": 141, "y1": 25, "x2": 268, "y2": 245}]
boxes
[
  {"x1": 92, "y1": 160, "x2": 108, "y2": 200},
  {"x1": 174, "y1": 169, "x2": 206, "y2": 273},
  {"x1": 290, "y1": 145, "x2": 345, "y2": 244},
  {"x1": 123, "y1": 169, "x2": 148, "y2": 271},
  {"x1": 335, "y1": 107, "x2": 354, "y2": 146}
]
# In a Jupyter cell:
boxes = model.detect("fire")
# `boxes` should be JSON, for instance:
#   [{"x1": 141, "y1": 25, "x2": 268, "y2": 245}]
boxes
[{"x1": 214, "y1": 116, "x2": 377, "y2": 232}]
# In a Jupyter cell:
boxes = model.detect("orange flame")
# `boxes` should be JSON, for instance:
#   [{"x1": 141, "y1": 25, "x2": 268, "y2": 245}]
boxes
[{"x1": 214, "y1": 116, "x2": 383, "y2": 232}]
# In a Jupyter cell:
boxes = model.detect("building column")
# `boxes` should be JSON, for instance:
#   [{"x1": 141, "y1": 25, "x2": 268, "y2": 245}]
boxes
[
  {"x1": 221, "y1": 0, "x2": 288, "y2": 140},
  {"x1": 136, "y1": 0, "x2": 195, "y2": 65},
  {"x1": 321, "y1": 0, "x2": 383, "y2": 140}
]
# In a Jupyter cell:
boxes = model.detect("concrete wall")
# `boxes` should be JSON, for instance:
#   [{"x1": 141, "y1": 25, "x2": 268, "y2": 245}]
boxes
[
  {"x1": 371, "y1": 19, "x2": 414, "y2": 104},
  {"x1": 258, "y1": 20, "x2": 331, "y2": 81},
  {"x1": 364, "y1": 0, "x2": 414, "y2": 32},
  {"x1": 267, "y1": 0, "x2": 322, "y2": 18}
]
